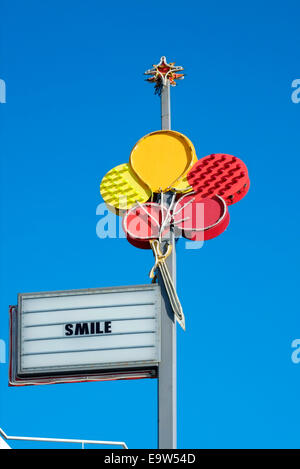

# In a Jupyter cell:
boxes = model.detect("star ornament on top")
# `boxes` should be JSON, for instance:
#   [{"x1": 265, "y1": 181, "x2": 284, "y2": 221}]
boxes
[{"x1": 144, "y1": 56, "x2": 184, "y2": 94}]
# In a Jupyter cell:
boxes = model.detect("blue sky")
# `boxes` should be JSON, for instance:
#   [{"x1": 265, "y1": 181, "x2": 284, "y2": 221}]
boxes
[{"x1": 0, "y1": 0, "x2": 300, "y2": 449}]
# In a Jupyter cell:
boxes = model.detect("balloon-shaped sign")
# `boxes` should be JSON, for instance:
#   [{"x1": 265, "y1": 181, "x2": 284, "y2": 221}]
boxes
[
  {"x1": 123, "y1": 202, "x2": 169, "y2": 249},
  {"x1": 100, "y1": 163, "x2": 152, "y2": 212},
  {"x1": 130, "y1": 130, "x2": 196, "y2": 193},
  {"x1": 187, "y1": 154, "x2": 249, "y2": 205},
  {"x1": 173, "y1": 192, "x2": 229, "y2": 241}
]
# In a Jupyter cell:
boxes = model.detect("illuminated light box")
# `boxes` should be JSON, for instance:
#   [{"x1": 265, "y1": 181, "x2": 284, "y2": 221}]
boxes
[{"x1": 9, "y1": 285, "x2": 161, "y2": 386}]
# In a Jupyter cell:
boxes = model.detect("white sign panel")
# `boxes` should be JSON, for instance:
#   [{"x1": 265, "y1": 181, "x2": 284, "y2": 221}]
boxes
[{"x1": 10, "y1": 285, "x2": 161, "y2": 385}]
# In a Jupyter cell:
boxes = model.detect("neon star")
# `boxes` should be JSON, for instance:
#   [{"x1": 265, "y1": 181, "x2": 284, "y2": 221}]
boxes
[{"x1": 144, "y1": 56, "x2": 184, "y2": 88}]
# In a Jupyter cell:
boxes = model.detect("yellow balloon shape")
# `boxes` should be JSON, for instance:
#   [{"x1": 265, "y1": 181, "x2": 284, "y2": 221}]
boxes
[
  {"x1": 100, "y1": 163, "x2": 152, "y2": 211},
  {"x1": 129, "y1": 130, "x2": 196, "y2": 193}
]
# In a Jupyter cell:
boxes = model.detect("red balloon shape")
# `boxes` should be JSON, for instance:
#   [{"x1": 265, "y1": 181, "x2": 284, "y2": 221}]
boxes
[
  {"x1": 187, "y1": 153, "x2": 250, "y2": 206},
  {"x1": 123, "y1": 202, "x2": 169, "y2": 249},
  {"x1": 173, "y1": 192, "x2": 230, "y2": 241}
]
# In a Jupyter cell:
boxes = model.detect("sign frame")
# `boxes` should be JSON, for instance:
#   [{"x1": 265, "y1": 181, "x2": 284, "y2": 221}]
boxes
[{"x1": 9, "y1": 284, "x2": 161, "y2": 386}]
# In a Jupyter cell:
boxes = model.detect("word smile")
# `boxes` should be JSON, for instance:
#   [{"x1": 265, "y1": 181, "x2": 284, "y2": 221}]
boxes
[{"x1": 64, "y1": 321, "x2": 112, "y2": 336}]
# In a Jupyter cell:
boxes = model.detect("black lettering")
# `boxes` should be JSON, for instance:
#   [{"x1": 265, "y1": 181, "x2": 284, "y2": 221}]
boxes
[
  {"x1": 65, "y1": 324, "x2": 73, "y2": 336},
  {"x1": 65, "y1": 321, "x2": 112, "y2": 336},
  {"x1": 75, "y1": 322, "x2": 89, "y2": 335}
]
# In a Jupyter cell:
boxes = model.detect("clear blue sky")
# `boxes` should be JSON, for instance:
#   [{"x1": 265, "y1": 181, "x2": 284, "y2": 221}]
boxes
[{"x1": 0, "y1": 0, "x2": 300, "y2": 449}]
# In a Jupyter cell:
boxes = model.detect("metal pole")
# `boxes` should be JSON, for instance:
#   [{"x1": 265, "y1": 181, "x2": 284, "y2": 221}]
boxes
[
  {"x1": 157, "y1": 81, "x2": 177, "y2": 449},
  {"x1": 161, "y1": 82, "x2": 171, "y2": 131}
]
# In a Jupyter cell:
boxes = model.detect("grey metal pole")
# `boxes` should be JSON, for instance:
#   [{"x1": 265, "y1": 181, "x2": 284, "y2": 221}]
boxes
[
  {"x1": 161, "y1": 82, "x2": 171, "y2": 131},
  {"x1": 157, "y1": 81, "x2": 177, "y2": 449}
]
